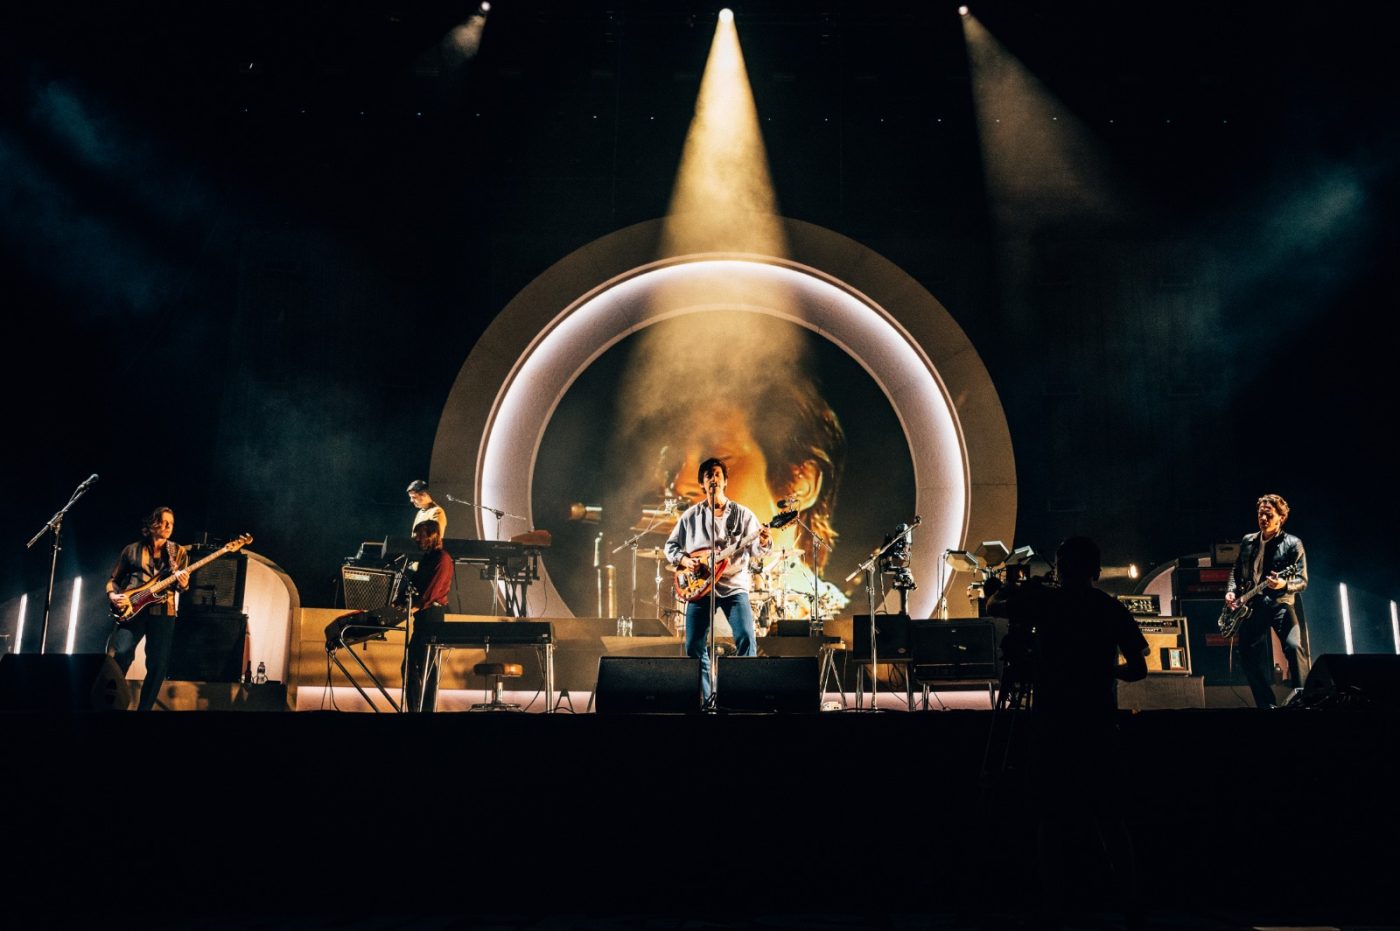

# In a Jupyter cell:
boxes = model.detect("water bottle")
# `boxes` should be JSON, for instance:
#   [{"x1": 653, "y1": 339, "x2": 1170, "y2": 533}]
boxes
[
  {"x1": 616, "y1": 616, "x2": 626, "y2": 636},
  {"x1": 242, "y1": 660, "x2": 253, "y2": 685},
  {"x1": 254, "y1": 661, "x2": 267, "y2": 685},
  {"x1": 624, "y1": 617, "x2": 634, "y2": 637}
]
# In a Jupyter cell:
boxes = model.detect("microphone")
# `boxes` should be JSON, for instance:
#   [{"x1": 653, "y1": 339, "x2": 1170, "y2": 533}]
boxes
[
  {"x1": 445, "y1": 493, "x2": 464, "y2": 504},
  {"x1": 568, "y1": 503, "x2": 603, "y2": 522},
  {"x1": 775, "y1": 497, "x2": 795, "y2": 510},
  {"x1": 78, "y1": 474, "x2": 99, "y2": 490}
]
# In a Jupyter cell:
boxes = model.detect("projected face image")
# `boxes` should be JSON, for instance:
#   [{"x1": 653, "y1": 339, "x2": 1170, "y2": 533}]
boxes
[{"x1": 531, "y1": 314, "x2": 915, "y2": 622}]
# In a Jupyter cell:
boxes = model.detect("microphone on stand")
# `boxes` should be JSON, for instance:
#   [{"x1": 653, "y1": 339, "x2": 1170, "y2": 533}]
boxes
[
  {"x1": 77, "y1": 473, "x2": 99, "y2": 491},
  {"x1": 775, "y1": 497, "x2": 795, "y2": 510},
  {"x1": 568, "y1": 503, "x2": 603, "y2": 522}
]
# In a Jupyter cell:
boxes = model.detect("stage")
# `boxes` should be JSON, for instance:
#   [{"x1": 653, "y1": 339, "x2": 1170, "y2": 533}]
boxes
[{"x1": 3, "y1": 706, "x2": 1396, "y2": 926}]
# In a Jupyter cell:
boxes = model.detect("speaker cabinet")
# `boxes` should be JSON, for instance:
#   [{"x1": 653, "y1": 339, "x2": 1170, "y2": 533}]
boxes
[
  {"x1": 1302, "y1": 654, "x2": 1400, "y2": 709},
  {"x1": 0, "y1": 653, "x2": 131, "y2": 712},
  {"x1": 716, "y1": 656, "x2": 820, "y2": 712},
  {"x1": 168, "y1": 611, "x2": 248, "y2": 682},
  {"x1": 340, "y1": 565, "x2": 399, "y2": 610},
  {"x1": 851, "y1": 613, "x2": 911, "y2": 661},
  {"x1": 910, "y1": 620, "x2": 997, "y2": 680},
  {"x1": 594, "y1": 656, "x2": 701, "y2": 714}
]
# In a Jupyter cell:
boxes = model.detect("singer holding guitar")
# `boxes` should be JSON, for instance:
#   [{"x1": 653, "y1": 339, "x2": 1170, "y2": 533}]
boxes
[
  {"x1": 106, "y1": 506, "x2": 190, "y2": 711},
  {"x1": 1224, "y1": 494, "x2": 1310, "y2": 708},
  {"x1": 666, "y1": 458, "x2": 773, "y2": 703}
]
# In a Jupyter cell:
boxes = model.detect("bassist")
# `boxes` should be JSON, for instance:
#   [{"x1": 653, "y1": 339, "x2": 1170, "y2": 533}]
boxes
[
  {"x1": 1224, "y1": 494, "x2": 1310, "y2": 708},
  {"x1": 105, "y1": 506, "x2": 190, "y2": 711},
  {"x1": 666, "y1": 458, "x2": 772, "y2": 702}
]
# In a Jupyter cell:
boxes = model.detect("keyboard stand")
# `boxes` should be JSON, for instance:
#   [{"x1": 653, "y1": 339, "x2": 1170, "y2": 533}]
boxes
[{"x1": 328, "y1": 621, "x2": 406, "y2": 713}]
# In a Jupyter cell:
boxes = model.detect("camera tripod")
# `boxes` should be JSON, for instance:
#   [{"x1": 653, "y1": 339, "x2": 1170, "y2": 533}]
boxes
[{"x1": 980, "y1": 636, "x2": 1035, "y2": 786}]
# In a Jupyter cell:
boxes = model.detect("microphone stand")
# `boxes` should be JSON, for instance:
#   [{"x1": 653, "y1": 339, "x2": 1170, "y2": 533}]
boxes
[
  {"x1": 705, "y1": 482, "x2": 720, "y2": 711},
  {"x1": 785, "y1": 512, "x2": 832, "y2": 634},
  {"x1": 843, "y1": 515, "x2": 921, "y2": 711},
  {"x1": 613, "y1": 504, "x2": 675, "y2": 621},
  {"x1": 445, "y1": 493, "x2": 529, "y2": 615},
  {"x1": 26, "y1": 475, "x2": 99, "y2": 654}
]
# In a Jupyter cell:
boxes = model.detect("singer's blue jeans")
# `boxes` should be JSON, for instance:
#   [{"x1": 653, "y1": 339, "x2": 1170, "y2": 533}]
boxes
[{"x1": 685, "y1": 591, "x2": 756, "y2": 703}]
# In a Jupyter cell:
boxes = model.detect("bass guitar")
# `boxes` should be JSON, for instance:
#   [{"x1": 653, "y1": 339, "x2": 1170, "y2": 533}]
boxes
[
  {"x1": 110, "y1": 533, "x2": 253, "y2": 622},
  {"x1": 673, "y1": 510, "x2": 796, "y2": 604},
  {"x1": 1217, "y1": 560, "x2": 1302, "y2": 639}
]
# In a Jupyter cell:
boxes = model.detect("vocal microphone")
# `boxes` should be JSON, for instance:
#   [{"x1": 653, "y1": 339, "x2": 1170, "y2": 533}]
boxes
[
  {"x1": 568, "y1": 503, "x2": 603, "y2": 522},
  {"x1": 445, "y1": 493, "x2": 463, "y2": 504},
  {"x1": 775, "y1": 497, "x2": 795, "y2": 510},
  {"x1": 78, "y1": 473, "x2": 99, "y2": 489}
]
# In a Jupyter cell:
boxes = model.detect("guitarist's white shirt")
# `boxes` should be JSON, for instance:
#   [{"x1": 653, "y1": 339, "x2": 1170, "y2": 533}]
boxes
[{"x1": 665, "y1": 499, "x2": 772, "y2": 597}]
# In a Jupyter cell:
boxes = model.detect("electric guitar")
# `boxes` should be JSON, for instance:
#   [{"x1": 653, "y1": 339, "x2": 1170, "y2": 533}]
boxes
[
  {"x1": 1217, "y1": 561, "x2": 1302, "y2": 639},
  {"x1": 110, "y1": 533, "x2": 253, "y2": 622},
  {"x1": 673, "y1": 510, "x2": 796, "y2": 604}
]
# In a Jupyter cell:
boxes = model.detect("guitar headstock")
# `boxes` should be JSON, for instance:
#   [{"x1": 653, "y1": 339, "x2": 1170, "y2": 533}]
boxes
[{"x1": 226, "y1": 533, "x2": 253, "y2": 553}]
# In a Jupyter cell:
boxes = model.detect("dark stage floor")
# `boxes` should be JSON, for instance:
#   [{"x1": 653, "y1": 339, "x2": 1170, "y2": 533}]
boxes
[{"x1": 2, "y1": 709, "x2": 1396, "y2": 929}]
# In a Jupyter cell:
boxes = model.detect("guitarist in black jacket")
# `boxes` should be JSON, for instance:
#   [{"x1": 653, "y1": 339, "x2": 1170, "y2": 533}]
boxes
[
  {"x1": 1224, "y1": 494, "x2": 1310, "y2": 708},
  {"x1": 105, "y1": 506, "x2": 190, "y2": 711}
]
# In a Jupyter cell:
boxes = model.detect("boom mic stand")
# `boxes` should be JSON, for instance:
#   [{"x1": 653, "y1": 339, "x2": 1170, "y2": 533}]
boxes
[
  {"x1": 25, "y1": 474, "x2": 99, "y2": 654},
  {"x1": 444, "y1": 493, "x2": 529, "y2": 615},
  {"x1": 843, "y1": 515, "x2": 921, "y2": 711}
]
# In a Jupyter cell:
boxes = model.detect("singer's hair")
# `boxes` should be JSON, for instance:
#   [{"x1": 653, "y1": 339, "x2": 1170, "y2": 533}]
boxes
[
  {"x1": 1257, "y1": 493, "x2": 1289, "y2": 523},
  {"x1": 697, "y1": 457, "x2": 728, "y2": 483},
  {"x1": 406, "y1": 479, "x2": 429, "y2": 494},
  {"x1": 141, "y1": 507, "x2": 174, "y2": 538}
]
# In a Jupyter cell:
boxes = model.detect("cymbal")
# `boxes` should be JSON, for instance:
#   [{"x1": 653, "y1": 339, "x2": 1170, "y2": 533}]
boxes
[{"x1": 635, "y1": 547, "x2": 668, "y2": 559}]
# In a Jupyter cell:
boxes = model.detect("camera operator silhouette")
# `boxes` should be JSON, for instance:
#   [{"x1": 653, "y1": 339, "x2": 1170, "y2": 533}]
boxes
[{"x1": 990, "y1": 536, "x2": 1149, "y2": 929}]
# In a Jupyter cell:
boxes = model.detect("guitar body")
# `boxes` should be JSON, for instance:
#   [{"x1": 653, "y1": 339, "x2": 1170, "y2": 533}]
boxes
[
  {"x1": 1218, "y1": 561, "x2": 1302, "y2": 640},
  {"x1": 111, "y1": 581, "x2": 170, "y2": 623},
  {"x1": 1217, "y1": 603, "x2": 1251, "y2": 639},
  {"x1": 109, "y1": 533, "x2": 254, "y2": 623},
  {"x1": 674, "y1": 551, "x2": 731, "y2": 604}
]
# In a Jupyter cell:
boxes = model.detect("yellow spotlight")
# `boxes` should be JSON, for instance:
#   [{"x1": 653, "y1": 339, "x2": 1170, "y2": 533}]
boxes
[
  {"x1": 661, "y1": 6, "x2": 785, "y2": 258},
  {"x1": 719, "y1": 8, "x2": 734, "y2": 24},
  {"x1": 959, "y1": 5, "x2": 969, "y2": 15}
]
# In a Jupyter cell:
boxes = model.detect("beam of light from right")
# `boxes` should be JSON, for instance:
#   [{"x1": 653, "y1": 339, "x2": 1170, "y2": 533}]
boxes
[{"x1": 1391, "y1": 600, "x2": 1398, "y2": 655}]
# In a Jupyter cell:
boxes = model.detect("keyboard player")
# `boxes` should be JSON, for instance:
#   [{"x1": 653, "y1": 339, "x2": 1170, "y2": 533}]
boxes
[{"x1": 403, "y1": 520, "x2": 455, "y2": 712}]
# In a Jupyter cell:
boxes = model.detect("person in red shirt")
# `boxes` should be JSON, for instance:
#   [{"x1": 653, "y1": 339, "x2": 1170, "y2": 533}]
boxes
[{"x1": 403, "y1": 520, "x2": 455, "y2": 712}]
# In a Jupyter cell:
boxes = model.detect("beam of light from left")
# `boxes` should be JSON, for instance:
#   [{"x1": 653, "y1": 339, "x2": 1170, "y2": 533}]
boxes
[
  {"x1": 14, "y1": 594, "x2": 27, "y2": 654},
  {"x1": 65, "y1": 577, "x2": 82, "y2": 654},
  {"x1": 1339, "y1": 583, "x2": 1353, "y2": 655},
  {"x1": 1391, "y1": 600, "x2": 1398, "y2": 655}
]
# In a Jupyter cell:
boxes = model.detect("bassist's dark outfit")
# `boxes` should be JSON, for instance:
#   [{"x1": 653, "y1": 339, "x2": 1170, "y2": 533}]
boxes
[
  {"x1": 106, "y1": 539, "x2": 190, "y2": 711},
  {"x1": 1228, "y1": 531, "x2": 1310, "y2": 708}
]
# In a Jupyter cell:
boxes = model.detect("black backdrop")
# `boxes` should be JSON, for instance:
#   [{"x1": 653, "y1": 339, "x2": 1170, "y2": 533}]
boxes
[{"x1": 2, "y1": 1, "x2": 1397, "y2": 654}]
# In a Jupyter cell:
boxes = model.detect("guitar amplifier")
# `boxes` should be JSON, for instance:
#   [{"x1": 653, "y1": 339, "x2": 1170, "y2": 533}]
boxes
[
  {"x1": 186, "y1": 548, "x2": 247, "y2": 611},
  {"x1": 1135, "y1": 615, "x2": 1191, "y2": 675},
  {"x1": 340, "y1": 565, "x2": 400, "y2": 610}
]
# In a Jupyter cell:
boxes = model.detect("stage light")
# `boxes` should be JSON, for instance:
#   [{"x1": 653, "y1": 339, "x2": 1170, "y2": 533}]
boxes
[
  {"x1": 1390, "y1": 600, "x2": 1398, "y2": 655},
  {"x1": 14, "y1": 594, "x2": 27, "y2": 654},
  {"x1": 479, "y1": 1, "x2": 491, "y2": 12},
  {"x1": 959, "y1": 5, "x2": 969, "y2": 15},
  {"x1": 65, "y1": 577, "x2": 82, "y2": 654},
  {"x1": 1340, "y1": 583, "x2": 1354, "y2": 655},
  {"x1": 719, "y1": 8, "x2": 734, "y2": 24}
]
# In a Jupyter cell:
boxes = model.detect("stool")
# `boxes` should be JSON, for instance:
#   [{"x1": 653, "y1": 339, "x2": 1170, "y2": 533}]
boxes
[{"x1": 471, "y1": 662, "x2": 524, "y2": 711}]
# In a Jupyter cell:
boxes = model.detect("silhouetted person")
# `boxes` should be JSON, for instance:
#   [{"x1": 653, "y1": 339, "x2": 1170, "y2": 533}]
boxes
[{"x1": 1031, "y1": 536, "x2": 1148, "y2": 929}]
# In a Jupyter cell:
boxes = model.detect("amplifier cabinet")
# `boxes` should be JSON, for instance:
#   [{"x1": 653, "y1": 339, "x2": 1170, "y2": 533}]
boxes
[
  {"x1": 340, "y1": 565, "x2": 400, "y2": 610},
  {"x1": 1132, "y1": 615, "x2": 1191, "y2": 675}
]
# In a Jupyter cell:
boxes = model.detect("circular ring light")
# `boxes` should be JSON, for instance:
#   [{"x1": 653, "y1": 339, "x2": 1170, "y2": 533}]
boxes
[{"x1": 433, "y1": 218, "x2": 1016, "y2": 619}]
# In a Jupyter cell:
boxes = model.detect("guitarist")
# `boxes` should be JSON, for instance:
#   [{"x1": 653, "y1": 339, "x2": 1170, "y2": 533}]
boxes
[
  {"x1": 665, "y1": 457, "x2": 773, "y2": 702},
  {"x1": 105, "y1": 506, "x2": 190, "y2": 711},
  {"x1": 1224, "y1": 494, "x2": 1310, "y2": 708}
]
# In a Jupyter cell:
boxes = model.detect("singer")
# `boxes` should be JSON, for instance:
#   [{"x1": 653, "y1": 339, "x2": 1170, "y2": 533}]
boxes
[
  {"x1": 105, "y1": 506, "x2": 191, "y2": 711},
  {"x1": 665, "y1": 458, "x2": 772, "y2": 702}
]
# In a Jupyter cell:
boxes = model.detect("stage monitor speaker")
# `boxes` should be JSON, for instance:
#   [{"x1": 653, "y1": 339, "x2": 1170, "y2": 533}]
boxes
[
  {"x1": 716, "y1": 656, "x2": 820, "y2": 712},
  {"x1": 185, "y1": 548, "x2": 247, "y2": 611},
  {"x1": 0, "y1": 653, "x2": 131, "y2": 712},
  {"x1": 168, "y1": 611, "x2": 247, "y2": 682},
  {"x1": 910, "y1": 620, "x2": 997, "y2": 680},
  {"x1": 341, "y1": 565, "x2": 399, "y2": 610},
  {"x1": 851, "y1": 613, "x2": 910, "y2": 662},
  {"x1": 594, "y1": 656, "x2": 701, "y2": 714},
  {"x1": 1301, "y1": 654, "x2": 1400, "y2": 709}
]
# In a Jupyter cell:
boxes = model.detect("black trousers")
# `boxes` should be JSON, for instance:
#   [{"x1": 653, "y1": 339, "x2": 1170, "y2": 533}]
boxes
[
  {"x1": 404, "y1": 605, "x2": 446, "y2": 712},
  {"x1": 1239, "y1": 600, "x2": 1309, "y2": 708},
  {"x1": 107, "y1": 612, "x2": 176, "y2": 711}
]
